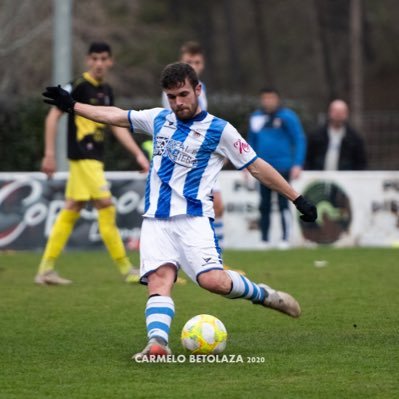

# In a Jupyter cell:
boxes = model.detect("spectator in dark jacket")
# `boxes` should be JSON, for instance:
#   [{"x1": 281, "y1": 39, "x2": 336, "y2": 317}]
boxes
[{"x1": 306, "y1": 99, "x2": 367, "y2": 170}]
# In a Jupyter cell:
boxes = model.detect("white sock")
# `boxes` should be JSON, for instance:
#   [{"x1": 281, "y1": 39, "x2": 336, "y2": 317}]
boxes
[
  {"x1": 224, "y1": 270, "x2": 266, "y2": 304},
  {"x1": 145, "y1": 296, "x2": 175, "y2": 344}
]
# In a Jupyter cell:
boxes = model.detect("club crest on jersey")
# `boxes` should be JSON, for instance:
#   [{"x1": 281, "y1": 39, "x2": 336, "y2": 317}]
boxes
[
  {"x1": 191, "y1": 130, "x2": 201, "y2": 138},
  {"x1": 273, "y1": 118, "x2": 282, "y2": 128},
  {"x1": 234, "y1": 139, "x2": 250, "y2": 154}
]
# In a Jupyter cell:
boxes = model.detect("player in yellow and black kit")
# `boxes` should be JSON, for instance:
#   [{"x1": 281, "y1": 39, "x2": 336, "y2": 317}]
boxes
[{"x1": 35, "y1": 42, "x2": 149, "y2": 285}]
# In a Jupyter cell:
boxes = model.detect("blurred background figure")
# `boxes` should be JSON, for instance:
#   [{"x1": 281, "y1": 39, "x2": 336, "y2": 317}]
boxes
[
  {"x1": 161, "y1": 41, "x2": 207, "y2": 110},
  {"x1": 248, "y1": 87, "x2": 306, "y2": 249},
  {"x1": 158, "y1": 40, "x2": 225, "y2": 249},
  {"x1": 35, "y1": 42, "x2": 149, "y2": 285},
  {"x1": 306, "y1": 99, "x2": 367, "y2": 171}
]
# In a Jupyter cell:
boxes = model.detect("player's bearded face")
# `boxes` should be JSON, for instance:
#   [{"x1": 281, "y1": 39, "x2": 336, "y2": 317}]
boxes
[{"x1": 166, "y1": 79, "x2": 201, "y2": 120}]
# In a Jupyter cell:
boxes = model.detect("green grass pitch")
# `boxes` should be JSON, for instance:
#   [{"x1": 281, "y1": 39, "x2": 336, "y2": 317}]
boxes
[{"x1": 0, "y1": 248, "x2": 398, "y2": 398}]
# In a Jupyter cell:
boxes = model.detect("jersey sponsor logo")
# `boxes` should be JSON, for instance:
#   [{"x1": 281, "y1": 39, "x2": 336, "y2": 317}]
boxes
[
  {"x1": 166, "y1": 140, "x2": 198, "y2": 168},
  {"x1": 154, "y1": 136, "x2": 198, "y2": 168},
  {"x1": 234, "y1": 139, "x2": 250, "y2": 154}
]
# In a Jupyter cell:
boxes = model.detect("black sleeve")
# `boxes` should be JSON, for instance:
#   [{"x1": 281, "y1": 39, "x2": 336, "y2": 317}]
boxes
[{"x1": 70, "y1": 80, "x2": 86, "y2": 103}]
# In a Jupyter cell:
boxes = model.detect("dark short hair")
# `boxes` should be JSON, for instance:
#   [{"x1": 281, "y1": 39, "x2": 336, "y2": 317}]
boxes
[
  {"x1": 260, "y1": 86, "x2": 280, "y2": 96},
  {"x1": 88, "y1": 42, "x2": 112, "y2": 55},
  {"x1": 180, "y1": 41, "x2": 204, "y2": 56},
  {"x1": 160, "y1": 62, "x2": 199, "y2": 90}
]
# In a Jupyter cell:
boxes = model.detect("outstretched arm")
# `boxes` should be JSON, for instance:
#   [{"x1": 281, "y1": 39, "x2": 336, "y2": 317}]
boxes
[
  {"x1": 74, "y1": 103, "x2": 130, "y2": 127},
  {"x1": 247, "y1": 158, "x2": 299, "y2": 201},
  {"x1": 42, "y1": 85, "x2": 130, "y2": 127},
  {"x1": 247, "y1": 158, "x2": 317, "y2": 222}
]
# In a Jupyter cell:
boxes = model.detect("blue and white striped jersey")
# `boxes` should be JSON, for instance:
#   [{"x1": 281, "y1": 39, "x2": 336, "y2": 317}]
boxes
[
  {"x1": 128, "y1": 108, "x2": 257, "y2": 219},
  {"x1": 162, "y1": 80, "x2": 208, "y2": 111}
]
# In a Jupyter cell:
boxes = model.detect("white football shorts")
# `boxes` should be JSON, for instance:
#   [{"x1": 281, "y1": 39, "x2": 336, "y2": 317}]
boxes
[{"x1": 139, "y1": 215, "x2": 223, "y2": 284}]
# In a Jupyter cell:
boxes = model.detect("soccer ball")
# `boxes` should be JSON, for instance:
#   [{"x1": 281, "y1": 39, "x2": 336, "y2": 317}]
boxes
[{"x1": 181, "y1": 314, "x2": 227, "y2": 355}]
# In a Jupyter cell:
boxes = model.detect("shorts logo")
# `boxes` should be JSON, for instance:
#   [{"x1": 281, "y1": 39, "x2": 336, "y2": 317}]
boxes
[
  {"x1": 201, "y1": 257, "x2": 214, "y2": 266},
  {"x1": 234, "y1": 139, "x2": 250, "y2": 154}
]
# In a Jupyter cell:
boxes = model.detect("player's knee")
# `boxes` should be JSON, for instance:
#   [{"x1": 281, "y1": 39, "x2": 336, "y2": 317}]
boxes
[
  {"x1": 94, "y1": 198, "x2": 113, "y2": 209},
  {"x1": 197, "y1": 269, "x2": 231, "y2": 295},
  {"x1": 147, "y1": 264, "x2": 176, "y2": 296},
  {"x1": 65, "y1": 200, "x2": 85, "y2": 212}
]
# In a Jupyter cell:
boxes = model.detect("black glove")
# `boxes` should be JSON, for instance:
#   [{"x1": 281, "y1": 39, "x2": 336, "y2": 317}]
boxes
[
  {"x1": 293, "y1": 195, "x2": 317, "y2": 222},
  {"x1": 42, "y1": 85, "x2": 76, "y2": 113}
]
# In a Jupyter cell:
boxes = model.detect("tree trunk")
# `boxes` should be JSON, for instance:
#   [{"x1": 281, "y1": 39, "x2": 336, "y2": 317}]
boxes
[
  {"x1": 251, "y1": 0, "x2": 273, "y2": 84},
  {"x1": 349, "y1": 0, "x2": 364, "y2": 131},
  {"x1": 314, "y1": 0, "x2": 338, "y2": 101}
]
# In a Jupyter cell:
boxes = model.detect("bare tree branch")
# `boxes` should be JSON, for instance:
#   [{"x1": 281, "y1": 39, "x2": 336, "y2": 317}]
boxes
[{"x1": 0, "y1": 18, "x2": 51, "y2": 57}]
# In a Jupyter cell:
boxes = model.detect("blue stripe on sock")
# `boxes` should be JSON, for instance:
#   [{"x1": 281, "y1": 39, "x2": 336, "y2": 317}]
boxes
[
  {"x1": 251, "y1": 286, "x2": 266, "y2": 304},
  {"x1": 239, "y1": 275, "x2": 249, "y2": 298},
  {"x1": 145, "y1": 307, "x2": 175, "y2": 318},
  {"x1": 250, "y1": 282, "x2": 260, "y2": 301},
  {"x1": 147, "y1": 321, "x2": 170, "y2": 334},
  {"x1": 259, "y1": 287, "x2": 266, "y2": 303}
]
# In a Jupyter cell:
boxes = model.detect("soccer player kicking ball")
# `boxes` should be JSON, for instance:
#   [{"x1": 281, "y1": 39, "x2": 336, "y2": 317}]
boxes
[
  {"x1": 42, "y1": 62, "x2": 317, "y2": 359},
  {"x1": 35, "y1": 42, "x2": 149, "y2": 286}
]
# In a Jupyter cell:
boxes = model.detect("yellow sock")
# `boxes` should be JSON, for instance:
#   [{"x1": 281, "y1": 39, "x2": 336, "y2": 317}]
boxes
[
  {"x1": 38, "y1": 209, "x2": 80, "y2": 274},
  {"x1": 98, "y1": 206, "x2": 132, "y2": 275}
]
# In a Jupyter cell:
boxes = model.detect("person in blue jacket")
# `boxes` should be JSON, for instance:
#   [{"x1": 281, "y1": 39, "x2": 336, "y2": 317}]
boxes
[{"x1": 248, "y1": 87, "x2": 306, "y2": 249}]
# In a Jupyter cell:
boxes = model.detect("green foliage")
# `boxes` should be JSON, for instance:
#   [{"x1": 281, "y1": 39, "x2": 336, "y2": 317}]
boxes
[
  {"x1": 138, "y1": 0, "x2": 170, "y2": 24},
  {"x1": 0, "y1": 98, "x2": 47, "y2": 172},
  {"x1": 0, "y1": 248, "x2": 398, "y2": 398}
]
